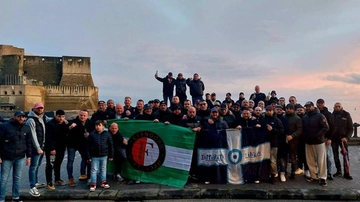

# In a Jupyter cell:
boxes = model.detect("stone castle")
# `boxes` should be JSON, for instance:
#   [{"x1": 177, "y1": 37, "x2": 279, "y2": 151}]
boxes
[{"x1": 0, "y1": 45, "x2": 99, "y2": 112}]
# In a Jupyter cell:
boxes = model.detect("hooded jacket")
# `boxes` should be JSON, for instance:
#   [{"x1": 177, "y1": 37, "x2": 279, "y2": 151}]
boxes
[
  {"x1": 302, "y1": 108, "x2": 329, "y2": 145},
  {"x1": 26, "y1": 109, "x2": 46, "y2": 151}
]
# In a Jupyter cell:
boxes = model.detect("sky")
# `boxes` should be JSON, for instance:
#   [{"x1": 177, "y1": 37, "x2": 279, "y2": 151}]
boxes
[{"x1": 1, "y1": 0, "x2": 360, "y2": 122}]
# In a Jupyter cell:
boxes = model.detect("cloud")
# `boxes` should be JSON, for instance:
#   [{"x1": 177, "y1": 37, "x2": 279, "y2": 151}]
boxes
[{"x1": 326, "y1": 73, "x2": 360, "y2": 85}]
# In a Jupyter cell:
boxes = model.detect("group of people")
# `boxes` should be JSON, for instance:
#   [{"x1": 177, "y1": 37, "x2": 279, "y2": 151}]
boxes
[{"x1": 0, "y1": 80, "x2": 355, "y2": 201}]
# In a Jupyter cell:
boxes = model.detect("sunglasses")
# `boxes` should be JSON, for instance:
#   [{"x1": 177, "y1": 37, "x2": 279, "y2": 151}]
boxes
[{"x1": 200, "y1": 103, "x2": 206, "y2": 106}]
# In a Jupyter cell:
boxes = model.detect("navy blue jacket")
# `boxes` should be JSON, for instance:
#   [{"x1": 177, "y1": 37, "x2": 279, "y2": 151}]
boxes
[
  {"x1": 87, "y1": 130, "x2": 114, "y2": 159},
  {"x1": 302, "y1": 109, "x2": 329, "y2": 145},
  {"x1": 186, "y1": 79, "x2": 205, "y2": 97}
]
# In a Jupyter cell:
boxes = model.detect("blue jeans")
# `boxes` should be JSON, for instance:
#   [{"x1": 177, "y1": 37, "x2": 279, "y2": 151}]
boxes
[
  {"x1": 327, "y1": 144, "x2": 333, "y2": 174},
  {"x1": 163, "y1": 94, "x2": 173, "y2": 106},
  {"x1": 67, "y1": 147, "x2": 88, "y2": 179},
  {"x1": 29, "y1": 148, "x2": 44, "y2": 188},
  {"x1": 0, "y1": 158, "x2": 25, "y2": 200},
  {"x1": 90, "y1": 156, "x2": 108, "y2": 184}
]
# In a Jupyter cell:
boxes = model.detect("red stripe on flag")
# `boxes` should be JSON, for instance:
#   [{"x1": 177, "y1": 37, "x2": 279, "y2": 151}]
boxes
[{"x1": 132, "y1": 137, "x2": 148, "y2": 165}]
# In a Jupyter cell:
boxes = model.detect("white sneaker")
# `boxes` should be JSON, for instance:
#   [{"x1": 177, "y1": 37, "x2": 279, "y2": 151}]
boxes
[
  {"x1": 205, "y1": 181, "x2": 210, "y2": 184},
  {"x1": 35, "y1": 182, "x2": 46, "y2": 188},
  {"x1": 280, "y1": 172, "x2": 286, "y2": 182},
  {"x1": 116, "y1": 174, "x2": 124, "y2": 181},
  {"x1": 305, "y1": 170, "x2": 310, "y2": 178},
  {"x1": 295, "y1": 168, "x2": 304, "y2": 175},
  {"x1": 29, "y1": 187, "x2": 40, "y2": 197},
  {"x1": 254, "y1": 180, "x2": 260, "y2": 184}
]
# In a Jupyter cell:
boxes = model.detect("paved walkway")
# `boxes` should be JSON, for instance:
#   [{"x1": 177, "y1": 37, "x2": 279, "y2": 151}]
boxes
[{"x1": 4, "y1": 146, "x2": 360, "y2": 201}]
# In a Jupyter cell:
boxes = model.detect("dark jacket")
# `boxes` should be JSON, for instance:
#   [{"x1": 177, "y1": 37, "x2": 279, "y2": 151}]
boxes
[
  {"x1": 67, "y1": 117, "x2": 95, "y2": 149},
  {"x1": 302, "y1": 108, "x2": 329, "y2": 145},
  {"x1": 87, "y1": 130, "x2": 114, "y2": 158},
  {"x1": 186, "y1": 79, "x2": 205, "y2": 97},
  {"x1": 175, "y1": 78, "x2": 187, "y2": 94},
  {"x1": 168, "y1": 113, "x2": 183, "y2": 125},
  {"x1": 333, "y1": 109, "x2": 353, "y2": 141},
  {"x1": 265, "y1": 114, "x2": 284, "y2": 148},
  {"x1": 91, "y1": 110, "x2": 115, "y2": 122},
  {"x1": 319, "y1": 107, "x2": 336, "y2": 140},
  {"x1": 110, "y1": 131, "x2": 126, "y2": 159},
  {"x1": 249, "y1": 92, "x2": 266, "y2": 107},
  {"x1": 0, "y1": 118, "x2": 31, "y2": 160},
  {"x1": 153, "y1": 108, "x2": 172, "y2": 123},
  {"x1": 156, "y1": 76, "x2": 175, "y2": 95},
  {"x1": 26, "y1": 109, "x2": 46, "y2": 151},
  {"x1": 276, "y1": 114, "x2": 290, "y2": 145},
  {"x1": 45, "y1": 118, "x2": 70, "y2": 152},
  {"x1": 203, "y1": 117, "x2": 229, "y2": 131},
  {"x1": 135, "y1": 113, "x2": 155, "y2": 121},
  {"x1": 285, "y1": 112, "x2": 302, "y2": 139},
  {"x1": 220, "y1": 112, "x2": 237, "y2": 128},
  {"x1": 179, "y1": 116, "x2": 202, "y2": 129}
]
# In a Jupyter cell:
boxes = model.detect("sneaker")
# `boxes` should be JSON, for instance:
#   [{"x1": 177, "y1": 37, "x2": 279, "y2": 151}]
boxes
[
  {"x1": 305, "y1": 170, "x2": 310, "y2": 178},
  {"x1": 29, "y1": 187, "x2": 40, "y2": 197},
  {"x1": 35, "y1": 182, "x2": 46, "y2": 188},
  {"x1": 305, "y1": 176, "x2": 313, "y2": 183},
  {"x1": 116, "y1": 174, "x2": 124, "y2": 181},
  {"x1": 280, "y1": 172, "x2": 286, "y2": 182},
  {"x1": 89, "y1": 185, "x2": 96, "y2": 192},
  {"x1": 100, "y1": 181, "x2": 110, "y2": 189},
  {"x1": 274, "y1": 173, "x2": 278, "y2": 178},
  {"x1": 47, "y1": 182, "x2": 55, "y2": 190},
  {"x1": 333, "y1": 171, "x2": 342, "y2": 177},
  {"x1": 254, "y1": 180, "x2": 260, "y2": 184},
  {"x1": 344, "y1": 174, "x2": 353, "y2": 180},
  {"x1": 319, "y1": 179, "x2": 328, "y2": 187},
  {"x1": 12, "y1": 199, "x2": 23, "y2": 202},
  {"x1": 327, "y1": 174, "x2": 333, "y2": 180},
  {"x1": 205, "y1": 181, "x2": 210, "y2": 184},
  {"x1": 55, "y1": 179, "x2": 66, "y2": 186},
  {"x1": 68, "y1": 178, "x2": 76, "y2": 187},
  {"x1": 78, "y1": 174, "x2": 88, "y2": 180},
  {"x1": 295, "y1": 168, "x2": 304, "y2": 175}
]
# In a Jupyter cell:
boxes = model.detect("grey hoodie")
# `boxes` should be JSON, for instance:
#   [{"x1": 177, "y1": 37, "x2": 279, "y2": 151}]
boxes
[{"x1": 26, "y1": 109, "x2": 46, "y2": 151}]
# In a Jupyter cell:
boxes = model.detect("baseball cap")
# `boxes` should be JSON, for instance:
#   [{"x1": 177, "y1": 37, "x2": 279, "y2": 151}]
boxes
[
  {"x1": 271, "y1": 90, "x2": 276, "y2": 95},
  {"x1": 316, "y1": 99, "x2": 325, "y2": 104},
  {"x1": 171, "y1": 105, "x2": 181, "y2": 111},
  {"x1": 285, "y1": 104, "x2": 295, "y2": 110},
  {"x1": 160, "y1": 101, "x2": 166, "y2": 105},
  {"x1": 34, "y1": 102, "x2": 44, "y2": 109},
  {"x1": 154, "y1": 99, "x2": 160, "y2": 103},
  {"x1": 98, "y1": 100, "x2": 105, "y2": 105},
  {"x1": 211, "y1": 92, "x2": 216, "y2": 96},
  {"x1": 14, "y1": 111, "x2": 26, "y2": 117},
  {"x1": 265, "y1": 105, "x2": 273, "y2": 110},
  {"x1": 214, "y1": 101, "x2": 221, "y2": 106},
  {"x1": 211, "y1": 107, "x2": 218, "y2": 113},
  {"x1": 304, "y1": 101, "x2": 314, "y2": 106},
  {"x1": 275, "y1": 104, "x2": 283, "y2": 109},
  {"x1": 144, "y1": 104, "x2": 152, "y2": 110},
  {"x1": 168, "y1": 72, "x2": 173, "y2": 76},
  {"x1": 220, "y1": 104, "x2": 227, "y2": 109}
]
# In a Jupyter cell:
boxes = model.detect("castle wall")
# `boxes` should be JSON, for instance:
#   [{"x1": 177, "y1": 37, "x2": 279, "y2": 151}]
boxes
[
  {"x1": 60, "y1": 56, "x2": 94, "y2": 86},
  {"x1": 0, "y1": 56, "x2": 22, "y2": 84},
  {"x1": 0, "y1": 45, "x2": 24, "y2": 57},
  {"x1": 0, "y1": 85, "x2": 45, "y2": 111},
  {"x1": 23, "y1": 56, "x2": 62, "y2": 86}
]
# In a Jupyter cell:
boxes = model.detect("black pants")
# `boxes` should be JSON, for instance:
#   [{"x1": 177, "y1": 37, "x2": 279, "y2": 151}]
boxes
[
  {"x1": 45, "y1": 147, "x2": 66, "y2": 183},
  {"x1": 332, "y1": 138, "x2": 349, "y2": 173},
  {"x1": 176, "y1": 92, "x2": 187, "y2": 105},
  {"x1": 297, "y1": 138, "x2": 309, "y2": 170}
]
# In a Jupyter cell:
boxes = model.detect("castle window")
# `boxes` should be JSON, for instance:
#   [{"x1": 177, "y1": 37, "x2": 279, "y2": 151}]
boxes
[
  {"x1": 4, "y1": 91, "x2": 7, "y2": 95},
  {"x1": 12, "y1": 91, "x2": 15, "y2": 95},
  {"x1": 19, "y1": 91, "x2": 22, "y2": 95}
]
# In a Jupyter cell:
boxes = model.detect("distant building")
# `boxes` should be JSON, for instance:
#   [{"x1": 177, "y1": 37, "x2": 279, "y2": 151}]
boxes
[{"x1": 0, "y1": 44, "x2": 99, "y2": 111}]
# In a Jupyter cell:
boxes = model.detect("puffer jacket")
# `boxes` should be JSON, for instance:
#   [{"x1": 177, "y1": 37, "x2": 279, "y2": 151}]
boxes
[
  {"x1": 302, "y1": 108, "x2": 329, "y2": 145},
  {"x1": 333, "y1": 109, "x2": 353, "y2": 141},
  {"x1": 87, "y1": 130, "x2": 114, "y2": 159},
  {"x1": 186, "y1": 79, "x2": 205, "y2": 97},
  {"x1": 0, "y1": 118, "x2": 31, "y2": 160}
]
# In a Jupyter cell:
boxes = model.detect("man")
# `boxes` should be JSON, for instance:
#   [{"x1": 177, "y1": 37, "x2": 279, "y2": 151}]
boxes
[
  {"x1": 153, "y1": 101, "x2": 172, "y2": 123},
  {"x1": 175, "y1": 73, "x2": 187, "y2": 105},
  {"x1": 114, "y1": 103, "x2": 127, "y2": 119},
  {"x1": 302, "y1": 101, "x2": 329, "y2": 187},
  {"x1": 170, "y1": 96, "x2": 183, "y2": 109},
  {"x1": 133, "y1": 99, "x2": 145, "y2": 117},
  {"x1": 44, "y1": 110, "x2": 71, "y2": 190},
  {"x1": 186, "y1": 73, "x2": 205, "y2": 105},
  {"x1": 222, "y1": 92, "x2": 234, "y2": 105},
  {"x1": 219, "y1": 104, "x2": 237, "y2": 128},
  {"x1": 332, "y1": 102, "x2": 354, "y2": 180},
  {"x1": 236, "y1": 92, "x2": 245, "y2": 105},
  {"x1": 0, "y1": 111, "x2": 31, "y2": 202},
  {"x1": 106, "y1": 99, "x2": 116, "y2": 118},
  {"x1": 266, "y1": 90, "x2": 279, "y2": 106},
  {"x1": 295, "y1": 105, "x2": 308, "y2": 176},
  {"x1": 264, "y1": 105, "x2": 284, "y2": 184},
  {"x1": 205, "y1": 93, "x2": 213, "y2": 109},
  {"x1": 288, "y1": 96, "x2": 302, "y2": 110},
  {"x1": 152, "y1": 99, "x2": 161, "y2": 112},
  {"x1": 249, "y1": 85, "x2": 266, "y2": 107},
  {"x1": 210, "y1": 92, "x2": 221, "y2": 106},
  {"x1": 204, "y1": 108, "x2": 229, "y2": 131},
  {"x1": 67, "y1": 110, "x2": 95, "y2": 187},
  {"x1": 168, "y1": 105, "x2": 183, "y2": 125},
  {"x1": 279, "y1": 97, "x2": 286, "y2": 110},
  {"x1": 91, "y1": 100, "x2": 114, "y2": 122},
  {"x1": 275, "y1": 105, "x2": 290, "y2": 182},
  {"x1": 316, "y1": 98, "x2": 336, "y2": 180},
  {"x1": 231, "y1": 102, "x2": 241, "y2": 120},
  {"x1": 183, "y1": 99, "x2": 192, "y2": 115},
  {"x1": 135, "y1": 104, "x2": 155, "y2": 120},
  {"x1": 109, "y1": 123, "x2": 128, "y2": 181},
  {"x1": 197, "y1": 100, "x2": 210, "y2": 120},
  {"x1": 155, "y1": 72, "x2": 175, "y2": 105},
  {"x1": 285, "y1": 104, "x2": 303, "y2": 179},
  {"x1": 240, "y1": 99, "x2": 250, "y2": 112},
  {"x1": 27, "y1": 102, "x2": 47, "y2": 197},
  {"x1": 123, "y1": 96, "x2": 135, "y2": 118}
]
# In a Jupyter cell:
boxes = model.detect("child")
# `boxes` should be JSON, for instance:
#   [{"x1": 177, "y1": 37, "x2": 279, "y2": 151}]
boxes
[{"x1": 87, "y1": 120, "x2": 114, "y2": 191}]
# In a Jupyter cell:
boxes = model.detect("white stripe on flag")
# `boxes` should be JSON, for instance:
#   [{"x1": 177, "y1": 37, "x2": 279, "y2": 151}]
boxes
[{"x1": 142, "y1": 139, "x2": 192, "y2": 171}]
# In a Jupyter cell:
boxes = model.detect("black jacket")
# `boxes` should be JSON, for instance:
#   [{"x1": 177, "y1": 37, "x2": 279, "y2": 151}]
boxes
[
  {"x1": 45, "y1": 118, "x2": 69, "y2": 152},
  {"x1": 265, "y1": 115, "x2": 284, "y2": 148},
  {"x1": 186, "y1": 79, "x2": 205, "y2": 97},
  {"x1": 153, "y1": 108, "x2": 172, "y2": 123},
  {"x1": 67, "y1": 117, "x2": 95, "y2": 149},
  {"x1": 285, "y1": 112, "x2": 302, "y2": 139},
  {"x1": 110, "y1": 131, "x2": 126, "y2": 159},
  {"x1": 0, "y1": 118, "x2": 31, "y2": 160},
  {"x1": 333, "y1": 109, "x2": 353, "y2": 141},
  {"x1": 87, "y1": 130, "x2": 114, "y2": 158},
  {"x1": 91, "y1": 110, "x2": 115, "y2": 122},
  {"x1": 175, "y1": 78, "x2": 187, "y2": 94},
  {"x1": 319, "y1": 107, "x2": 336, "y2": 140},
  {"x1": 179, "y1": 116, "x2": 202, "y2": 129},
  {"x1": 302, "y1": 109, "x2": 329, "y2": 145},
  {"x1": 156, "y1": 76, "x2": 175, "y2": 95}
]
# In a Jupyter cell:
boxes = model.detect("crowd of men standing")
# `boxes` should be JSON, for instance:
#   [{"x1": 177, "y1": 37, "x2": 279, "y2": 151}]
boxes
[{"x1": 0, "y1": 71, "x2": 355, "y2": 202}]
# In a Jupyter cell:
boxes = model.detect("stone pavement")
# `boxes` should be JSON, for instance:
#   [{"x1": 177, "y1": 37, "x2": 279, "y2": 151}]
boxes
[{"x1": 5, "y1": 145, "x2": 360, "y2": 201}]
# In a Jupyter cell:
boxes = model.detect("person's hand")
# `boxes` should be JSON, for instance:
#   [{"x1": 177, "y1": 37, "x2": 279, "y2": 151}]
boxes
[
  {"x1": 236, "y1": 125, "x2": 242, "y2": 130},
  {"x1": 341, "y1": 138, "x2": 347, "y2": 144},
  {"x1": 0, "y1": 158, "x2": 2, "y2": 164},
  {"x1": 229, "y1": 111, "x2": 233, "y2": 116},
  {"x1": 123, "y1": 139, "x2": 128, "y2": 145},
  {"x1": 266, "y1": 124, "x2": 273, "y2": 131},
  {"x1": 126, "y1": 110, "x2": 131, "y2": 116},
  {"x1": 251, "y1": 117, "x2": 256, "y2": 120},
  {"x1": 109, "y1": 158, "x2": 113, "y2": 161},
  {"x1": 37, "y1": 149, "x2": 43, "y2": 155},
  {"x1": 208, "y1": 119, "x2": 214, "y2": 124},
  {"x1": 153, "y1": 119, "x2": 159, "y2": 123},
  {"x1": 64, "y1": 119, "x2": 69, "y2": 124},
  {"x1": 192, "y1": 127, "x2": 201, "y2": 132},
  {"x1": 286, "y1": 135, "x2": 293, "y2": 142},
  {"x1": 26, "y1": 158, "x2": 31, "y2": 166},
  {"x1": 124, "y1": 117, "x2": 129, "y2": 120},
  {"x1": 88, "y1": 159, "x2": 92, "y2": 163},
  {"x1": 182, "y1": 115, "x2": 187, "y2": 120},
  {"x1": 326, "y1": 139, "x2": 331, "y2": 146},
  {"x1": 50, "y1": 150, "x2": 56, "y2": 155},
  {"x1": 255, "y1": 124, "x2": 261, "y2": 128},
  {"x1": 164, "y1": 121, "x2": 170, "y2": 125},
  {"x1": 69, "y1": 123, "x2": 77, "y2": 130}
]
